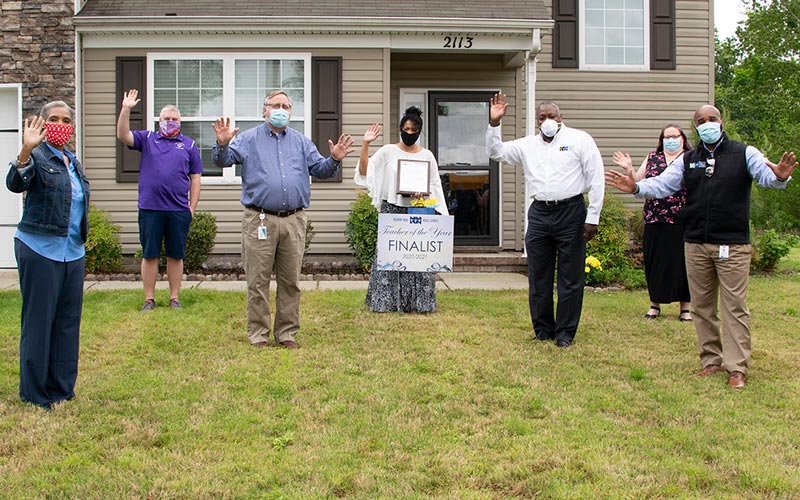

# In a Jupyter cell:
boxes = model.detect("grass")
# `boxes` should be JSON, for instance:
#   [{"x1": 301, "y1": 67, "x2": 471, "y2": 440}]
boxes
[{"x1": 1, "y1": 274, "x2": 799, "y2": 497}]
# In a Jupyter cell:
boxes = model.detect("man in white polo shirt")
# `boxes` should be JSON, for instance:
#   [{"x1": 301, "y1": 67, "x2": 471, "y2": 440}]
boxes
[{"x1": 486, "y1": 95, "x2": 605, "y2": 348}]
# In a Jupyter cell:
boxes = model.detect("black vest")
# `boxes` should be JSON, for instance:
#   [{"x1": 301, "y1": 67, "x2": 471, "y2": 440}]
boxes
[{"x1": 681, "y1": 134, "x2": 751, "y2": 244}]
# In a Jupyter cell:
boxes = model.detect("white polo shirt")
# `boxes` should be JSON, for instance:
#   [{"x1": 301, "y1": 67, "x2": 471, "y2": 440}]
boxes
[{"x1": 486, "y1": 123, "x2": 605, "y2": 225}]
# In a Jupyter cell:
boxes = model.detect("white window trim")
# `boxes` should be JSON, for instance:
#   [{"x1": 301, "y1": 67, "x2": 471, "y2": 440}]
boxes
[
  {"x1": 578, "y1": 0, "x2": 650, "y2": 72},
  {"x1": 147, "y1": 52, "x2": 312, "y2": 185}
]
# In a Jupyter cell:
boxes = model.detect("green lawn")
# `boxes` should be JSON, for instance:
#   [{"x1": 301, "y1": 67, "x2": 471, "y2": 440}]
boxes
[{"x1": 1, "y1": 275, "x2": 799, "y2": 497}]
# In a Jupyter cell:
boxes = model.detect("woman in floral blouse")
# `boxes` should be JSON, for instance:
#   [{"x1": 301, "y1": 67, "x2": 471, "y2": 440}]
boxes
[{"x1": 613, "y1": 124, "x2": 692, "y2": 321}]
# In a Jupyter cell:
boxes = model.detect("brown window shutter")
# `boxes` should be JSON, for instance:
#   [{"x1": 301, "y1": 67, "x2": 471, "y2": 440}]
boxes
[
  {"x1": 115, "y1": 57, "x2": 146, "y2": 182},
  {"x1": 650, "y1": 0, "x2": 676, "y2": 70},
  {"x1": 553, "y1": 0, "x2": 579, "y2": 68},
  {"x1": 311, "y1": 56, "x2": 343, "y2": 183}
]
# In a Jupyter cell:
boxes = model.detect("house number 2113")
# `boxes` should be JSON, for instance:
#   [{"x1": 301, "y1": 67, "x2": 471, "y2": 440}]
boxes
[{"x1": 443, "y1": 36, "x2": 474, "y2": 49}]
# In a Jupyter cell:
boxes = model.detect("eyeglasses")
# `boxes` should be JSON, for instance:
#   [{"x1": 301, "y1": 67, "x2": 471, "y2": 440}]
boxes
[
  {"x1": 664, "y1": 135, "x2": 682, "y2": 140},
  {"x1": 265, "y1": 102, "x2": 292, "y2": 110},
  {"x1": 705, "y1": 158, "x2": 716, "y2": 178}
]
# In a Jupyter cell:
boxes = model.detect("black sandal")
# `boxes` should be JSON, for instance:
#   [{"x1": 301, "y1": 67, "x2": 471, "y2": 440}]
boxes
[
  {"x1": 679, "y1": 309, "x2": 693, "y2": 322},
  {"x1": 644, "y1": 305, "x2": 660, "y2": 319}
]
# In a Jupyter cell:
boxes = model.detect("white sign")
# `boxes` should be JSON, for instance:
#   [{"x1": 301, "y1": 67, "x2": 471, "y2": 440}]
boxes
[{"x1": 376, "y1": 213, "x2": 454, "y2": 273}]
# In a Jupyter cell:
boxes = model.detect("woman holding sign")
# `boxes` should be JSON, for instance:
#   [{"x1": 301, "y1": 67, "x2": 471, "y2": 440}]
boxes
[{"x1": 355, "y1": 106, "x2": 448, "y2": 313}]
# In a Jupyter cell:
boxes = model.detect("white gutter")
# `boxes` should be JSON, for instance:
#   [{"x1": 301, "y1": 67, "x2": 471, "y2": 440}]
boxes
[
  {"x1": 522, "y1": 28, "x2": 543, "y2": 255},
  {"x1": 74, "y1": 15, "x2": 551, "y2": 30}
]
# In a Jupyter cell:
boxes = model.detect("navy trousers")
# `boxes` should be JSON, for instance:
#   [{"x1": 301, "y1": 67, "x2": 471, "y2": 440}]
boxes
[
  {"x1": 15, "y1": 239, "x2": 84, "y2": 408},
  {"x1": 525, "y1": 197, "x2": 587, "y2": 343}
]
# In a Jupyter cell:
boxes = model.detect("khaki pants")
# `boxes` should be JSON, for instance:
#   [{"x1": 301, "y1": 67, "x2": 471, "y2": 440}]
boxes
[
  {"x1": 684, "y1": 242, "x2": 752, "y2": 374},
  {"x1": 242, "y1": 207, "x2": 306, "y2": 344}
]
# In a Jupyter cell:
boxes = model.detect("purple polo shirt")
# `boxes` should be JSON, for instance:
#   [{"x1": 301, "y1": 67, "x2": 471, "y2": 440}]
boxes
[{"x1": 131, "y1": 130, "x2": 203, "y2": 211}]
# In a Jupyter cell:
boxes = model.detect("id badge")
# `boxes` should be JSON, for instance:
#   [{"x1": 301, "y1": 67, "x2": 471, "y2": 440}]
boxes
[
  {"x1": 258, "y1": 225, "x2": 267, "y2": 240},
  {"x1": 719, "y1": 244, "x2": 729, "y2": 260}
]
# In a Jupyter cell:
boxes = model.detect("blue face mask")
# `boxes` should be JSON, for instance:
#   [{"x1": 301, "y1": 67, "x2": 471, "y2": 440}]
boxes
[
  {"x1": 663, "y1": 137, "x2": 682, "y2": 153},
  {"x1": 268, "y1": 108, "x2": 290, "y2": 128},
  {"x1": 696, "y1": 122, "x2": 722, "y2": 144}
]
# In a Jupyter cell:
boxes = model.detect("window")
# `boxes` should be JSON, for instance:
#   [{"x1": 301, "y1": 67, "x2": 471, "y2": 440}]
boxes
[
  {"x1": 580, "y1": 0, "x2": 649, "y2": 70},
  {"x1": 148, "y1": 53, "x2": 311, "y2": 182}
]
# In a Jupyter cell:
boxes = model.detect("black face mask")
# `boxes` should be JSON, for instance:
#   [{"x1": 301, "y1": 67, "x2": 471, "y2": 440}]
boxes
[{"x1": 400, "y1": 130, "x2": 420, "y2": 146}]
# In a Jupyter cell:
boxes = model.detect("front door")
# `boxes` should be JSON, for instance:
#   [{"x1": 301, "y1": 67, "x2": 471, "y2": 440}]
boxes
[
  {"x1": 0, "y1": 85, "x2": 22, "y2": 268},
  {"x1": 428, "y1": 91, "x2": 499, "y2": 246}
]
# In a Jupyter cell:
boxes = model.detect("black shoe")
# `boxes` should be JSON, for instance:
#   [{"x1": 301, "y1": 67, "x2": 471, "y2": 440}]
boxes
[
  {"x1": 534, "y1": 334, "x2": 553, "y2": 341},
  {"x1": 556, "y1": 339, "x2": 572, "y2": 348},
  {"x1": 644, "y1": 305, "x2": 660, "y2": 319}
]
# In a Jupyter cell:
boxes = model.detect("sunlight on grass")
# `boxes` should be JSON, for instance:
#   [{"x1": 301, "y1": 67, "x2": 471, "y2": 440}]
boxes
[{"x1": 1, "y1": 276, "x2": 799, "y2": 496}]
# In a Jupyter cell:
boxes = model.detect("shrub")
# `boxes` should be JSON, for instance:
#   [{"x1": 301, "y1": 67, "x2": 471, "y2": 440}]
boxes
[
  {"x1": 344, "y1": 191, "x2": 379, "y2": 272},
  {"x1": 588, "y1": 267, "x2": 647, "y2": 289},
  {"x1": 184, "y1": 211, "x2": 217, "y2": 272},
  {"x1": 85, "y1": 204, "x2": 123, "y2": 273},
  {"x1": 751, "y1": 229, "x2": 799, "y2": 272},
  {"x1": 587, "y1": 193, "x2": 631, "y2": 270}
]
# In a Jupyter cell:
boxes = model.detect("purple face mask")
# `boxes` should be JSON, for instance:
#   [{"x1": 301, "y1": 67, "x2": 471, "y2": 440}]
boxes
[{"x1": 159, "y1": 119, "x2": 181, "y2": 139}]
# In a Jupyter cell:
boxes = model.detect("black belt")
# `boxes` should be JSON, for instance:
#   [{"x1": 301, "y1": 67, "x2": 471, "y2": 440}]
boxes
[
  {"x1": 531, "y1": 194, "x2": 583, "y2": 207},
  {"x1": 247, "y1": 205, "x2": 303, "y2": 217}
]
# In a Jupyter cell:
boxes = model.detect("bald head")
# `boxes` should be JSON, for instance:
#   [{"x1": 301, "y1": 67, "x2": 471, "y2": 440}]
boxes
[{"x1": 693, "y1": 105, "x2": 722, "y2": 127}]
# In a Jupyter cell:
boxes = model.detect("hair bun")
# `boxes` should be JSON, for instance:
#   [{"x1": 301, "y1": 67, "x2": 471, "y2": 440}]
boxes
[{"x1": 403, "y1": 106, "x2": 423, "y2": 118}]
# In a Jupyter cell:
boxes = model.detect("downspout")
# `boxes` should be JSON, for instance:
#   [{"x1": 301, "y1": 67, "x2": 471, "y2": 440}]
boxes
[{"x1": 523, "y1": 28, "x2": 542, "y2": 256}]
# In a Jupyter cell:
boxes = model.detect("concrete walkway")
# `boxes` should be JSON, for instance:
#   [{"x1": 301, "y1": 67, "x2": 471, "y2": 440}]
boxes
[{"x1": 0, "y1": 271, "x2": 528, "y2": 292}]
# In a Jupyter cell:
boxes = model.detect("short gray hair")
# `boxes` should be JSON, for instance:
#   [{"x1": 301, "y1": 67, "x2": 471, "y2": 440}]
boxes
[
  {"x1": 40, "y1": 101, "x2": 74, "y2": 120},
  {"x1": 263, "y1": 90, "x2": 292, "y2": 107},
  {"x1": 159, "y1": 104, "x2": 181, "y2": 119}
]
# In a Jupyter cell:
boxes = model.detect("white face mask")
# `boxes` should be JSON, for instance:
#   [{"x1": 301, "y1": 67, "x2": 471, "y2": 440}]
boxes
[{"x1": 540, "y1": 119, "x2": 560, "y2": 138}]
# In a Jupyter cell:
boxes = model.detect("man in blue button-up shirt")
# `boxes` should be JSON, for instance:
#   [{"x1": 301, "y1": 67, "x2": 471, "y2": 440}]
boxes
[{"x1": 212, "y1": 90, "x2": 354, "y2": 349}]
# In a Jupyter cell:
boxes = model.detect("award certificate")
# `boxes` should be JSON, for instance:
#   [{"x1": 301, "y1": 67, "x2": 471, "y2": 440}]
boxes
[{"x1": 396, "y1": 159, "x2": 431, "y2": 195}]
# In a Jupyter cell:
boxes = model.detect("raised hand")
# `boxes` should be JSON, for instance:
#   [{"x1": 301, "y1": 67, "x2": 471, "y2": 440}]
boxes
[
  {"x1": 329, "y1": 134, "x2": 355, "y2": 161},
  {"x1": 766, "y1": 151, "x2": 797, "y2": 181},
  {"x1": 121, "y1": 89, "x2": 141, "y2": 109},
  {"x1": 362, "y1": 124, "x2": 382, "y2": 144},
  {"x1": 211, "y1": 117, "x2": 239, "y2": 145},
  {"x1": 612, "y1": 151, "x2": 634, "y2": 173},
  {"x1": 22, "y1": 116, "x2": 46, "y2": 150},
  {"x1": 490, "y1": 93, "x2": 508, "y2": 126},
  {"x1": 605, "y1": 168, "x2": 638, "y2": 193}
]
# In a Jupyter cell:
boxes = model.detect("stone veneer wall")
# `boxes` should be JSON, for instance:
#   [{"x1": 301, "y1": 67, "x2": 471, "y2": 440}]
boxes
[{"x1": 0, "y1": 1, "x2": 75, "y2": 117}]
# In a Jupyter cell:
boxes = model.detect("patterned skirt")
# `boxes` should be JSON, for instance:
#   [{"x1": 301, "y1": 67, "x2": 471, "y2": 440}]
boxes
[{"x1": 365, "y1": 201, "x2": 437, "y2": 313}]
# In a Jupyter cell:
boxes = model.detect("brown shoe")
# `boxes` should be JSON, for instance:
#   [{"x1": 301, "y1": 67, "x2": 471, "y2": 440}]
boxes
[
  {"x1": 697, "y1": 364, "x2": 724, "y2": 377},
  {"x1": 252, "y1": 341, "x2": 268, "y2": 348},
  {"x1": 279, "y1": 340, "x2": 300, "y2": 349},
  {"x1": 728, "y1": 371, "x2": 746, "y2": 388}
]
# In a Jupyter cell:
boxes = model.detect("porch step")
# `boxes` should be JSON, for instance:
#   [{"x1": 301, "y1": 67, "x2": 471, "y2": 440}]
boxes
[{"x1": 452, "y1": 252, "x2": 527, "y2": 273}]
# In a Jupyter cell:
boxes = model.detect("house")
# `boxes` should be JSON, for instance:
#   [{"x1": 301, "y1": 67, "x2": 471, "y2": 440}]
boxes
[{"x1": 1, "y1": 0, "x2": 715, "y2": 267}]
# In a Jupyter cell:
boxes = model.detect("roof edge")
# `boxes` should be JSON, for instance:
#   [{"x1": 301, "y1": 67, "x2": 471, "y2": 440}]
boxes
[{"x1": 73, "y1": 15, "x2": 553, "y2": 32}]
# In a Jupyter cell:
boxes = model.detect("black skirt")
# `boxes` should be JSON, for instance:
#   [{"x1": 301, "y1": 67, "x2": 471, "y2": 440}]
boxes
[{"x1": 643, "y1": 222, "x2": 691, "y2": 304}]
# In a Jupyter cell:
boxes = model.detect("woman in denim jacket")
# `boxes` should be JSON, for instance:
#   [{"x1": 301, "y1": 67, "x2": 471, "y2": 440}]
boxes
[{"x1": 6, "y1": 101, "x2": 90, "y2": 410}]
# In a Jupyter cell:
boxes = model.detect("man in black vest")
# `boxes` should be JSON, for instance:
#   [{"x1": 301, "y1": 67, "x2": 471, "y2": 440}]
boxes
[{"x1": 606, "y1": 105, "x2": 797, "y2": 389}]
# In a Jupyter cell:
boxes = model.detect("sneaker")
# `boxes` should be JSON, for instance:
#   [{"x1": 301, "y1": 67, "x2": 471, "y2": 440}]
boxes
[
  {"x1": 141, "y1": 299, "x2": 156, "y2": 311},
  {"x1": 169, "y1": 298, "x2": 183, "y2": 310}
]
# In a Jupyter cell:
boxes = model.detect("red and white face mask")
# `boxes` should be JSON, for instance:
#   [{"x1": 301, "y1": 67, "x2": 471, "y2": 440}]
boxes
[{"x1": 44, "y1": 122, "x2": 74, "y2": 147}]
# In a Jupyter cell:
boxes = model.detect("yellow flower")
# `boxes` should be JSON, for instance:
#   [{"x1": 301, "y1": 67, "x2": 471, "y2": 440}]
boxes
[
  {"x1": 585, "y1": 255, "x2": 602, "y2": 271},
  {"x1": 411, "y1": 197, "x2": 438, "y2": 207}
]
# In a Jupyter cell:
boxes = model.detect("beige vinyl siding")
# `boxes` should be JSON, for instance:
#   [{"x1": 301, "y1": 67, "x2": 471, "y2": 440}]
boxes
[
  {"x1": 536, "y1": 0, "x2": 713, "y2": 183},
  {"x1": 390, "y1": 53, "x2": 523, "y2": 250},
  {"x1": 80, "y1": 47, "x2": 385, "y2": 255}
]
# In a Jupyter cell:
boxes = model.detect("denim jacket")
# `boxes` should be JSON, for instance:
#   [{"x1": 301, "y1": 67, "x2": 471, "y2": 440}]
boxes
[{"x1": 6, "y1": 142, "x2": 91, "y2": 242}]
